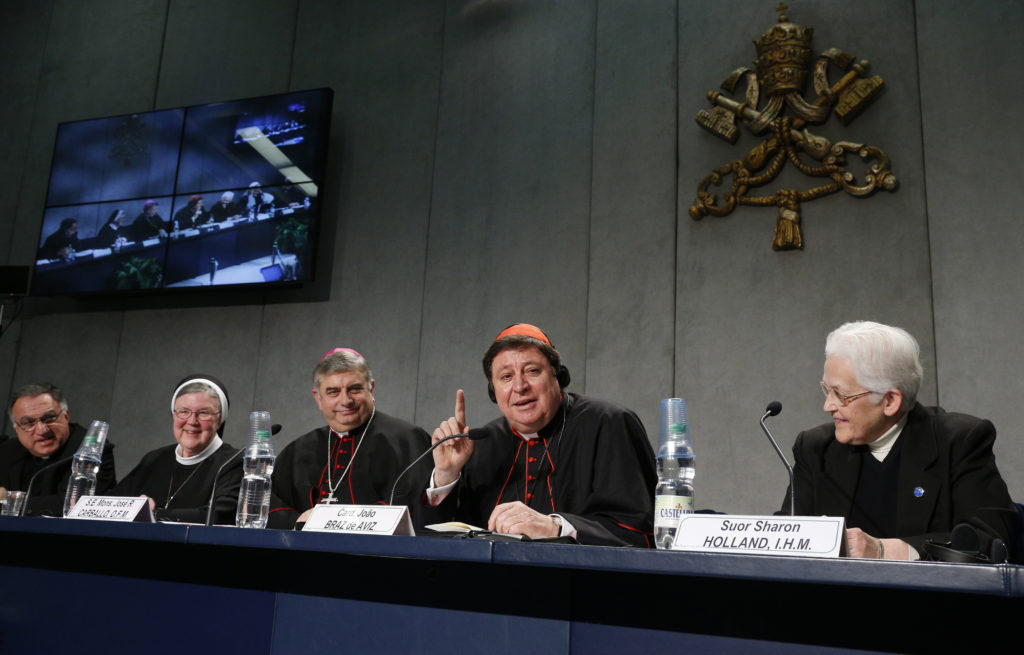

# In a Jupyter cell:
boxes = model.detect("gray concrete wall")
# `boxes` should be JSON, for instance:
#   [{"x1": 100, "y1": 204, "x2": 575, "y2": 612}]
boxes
[{"x1": 0, "y1": 0, "x2": 1021, "y2": 516}]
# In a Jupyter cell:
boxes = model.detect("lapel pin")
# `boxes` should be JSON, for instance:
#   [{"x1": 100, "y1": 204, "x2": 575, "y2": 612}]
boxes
[{"x1": 913, "y1": 486, "x2": 925, "y2": 498}]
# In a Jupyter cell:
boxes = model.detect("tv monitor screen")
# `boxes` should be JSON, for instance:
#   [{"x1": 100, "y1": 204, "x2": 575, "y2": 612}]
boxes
[{"x1": 32, "y1": 88, "x2": 333, "y2": 295}]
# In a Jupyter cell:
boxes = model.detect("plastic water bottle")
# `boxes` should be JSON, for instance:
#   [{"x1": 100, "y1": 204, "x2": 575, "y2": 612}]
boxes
[
  {"x1": 236, "y1": 411, "x2": 275, "y2": 528},
  {"x1": 63, "y1": 420, "x2": 109, "y2": 516},
  {"x1": 654, "y1": 398, "x2": 695, "y2": 549}
]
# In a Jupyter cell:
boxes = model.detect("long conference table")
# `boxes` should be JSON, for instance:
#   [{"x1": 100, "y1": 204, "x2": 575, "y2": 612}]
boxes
[{"x1": 0, "y1": 516, "x2": 1019, "y2": 654}]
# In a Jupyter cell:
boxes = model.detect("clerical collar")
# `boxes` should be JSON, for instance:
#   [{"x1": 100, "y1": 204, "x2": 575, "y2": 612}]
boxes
[
  {"x1": 868, "y1": 414, "x2": 908, "y2": 462},
  {"x1": 176, "y1": 436, "x2": 223, "y2": 465},
  {"x1": 329, "y1": 416, "x2": 372, "y2": 440}
]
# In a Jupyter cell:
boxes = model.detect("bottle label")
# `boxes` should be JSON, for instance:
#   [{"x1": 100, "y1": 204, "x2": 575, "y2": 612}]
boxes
[
  {"x1": 255, "y1": 430, "x2": 271, "y2": 440},
  {"x1": 654, "y1": 494, "x2": 694, "y2": 529}
]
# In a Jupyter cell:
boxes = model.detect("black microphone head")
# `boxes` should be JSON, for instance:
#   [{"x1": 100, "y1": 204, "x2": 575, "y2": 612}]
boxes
[
  {"x1": 271, "y1": 424, "x2": 282, "y2": 435},
  {"x1": 950, "y1": 523, "x2": 980, "y2": 554},
  {"x1": 467, "y1": 427, "x2": 492, "y2": 441},
  {"x1": 765, "y1": 401, "x2": 782, "y2": 417}
]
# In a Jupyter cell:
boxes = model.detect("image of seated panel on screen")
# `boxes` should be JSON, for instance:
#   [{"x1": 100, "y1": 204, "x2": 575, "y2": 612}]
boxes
[
  {"x1": 33, "y1": 88, "x2": 332, "y2": 296},
  {"x1": 162, "y1": 185, "x2": 316, "y2": 288},
  {"x1": 33, "y1": 198, "x2": 174, "y2": 294}
]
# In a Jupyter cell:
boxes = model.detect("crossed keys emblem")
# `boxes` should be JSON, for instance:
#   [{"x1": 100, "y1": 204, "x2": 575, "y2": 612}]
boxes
[{"x1": 689, "y1": 3, "x2": 897, "y2": 250}]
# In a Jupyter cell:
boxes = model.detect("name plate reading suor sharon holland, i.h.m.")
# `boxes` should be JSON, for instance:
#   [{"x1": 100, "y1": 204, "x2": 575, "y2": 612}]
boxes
[
  {"x1": 65, "y1": 496, "x2": 154, "y2": 522},
  {"x1": 302, "y1": 504, "x2": 414, "y2": 536},
  {"x1": 670, "y1": 514, "x2": 846, "y2": 558}
]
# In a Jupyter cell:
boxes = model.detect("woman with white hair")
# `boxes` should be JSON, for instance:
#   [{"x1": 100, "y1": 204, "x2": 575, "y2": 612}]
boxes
[
  {"x1": 112, "y1": 374, "x2": 242, "y2": 524},
  {"x1": 209, "y1": 191, "x2": 237, "y2": 223},
  {"x1": 782, "y1": 321, "x2": 1017, "y2": 560}
]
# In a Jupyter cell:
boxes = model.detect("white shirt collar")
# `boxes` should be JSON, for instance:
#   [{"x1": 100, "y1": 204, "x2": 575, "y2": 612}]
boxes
[
  {"x1": 867, "y1": 414, "x2": 908, "y2": 462},
  {"x1": 175, "y1": 435, "x2": 223, "y2": 465}
]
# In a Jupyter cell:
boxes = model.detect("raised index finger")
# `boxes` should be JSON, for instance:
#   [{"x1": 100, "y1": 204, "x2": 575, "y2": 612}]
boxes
[{"x1": 455, "y1": 389, "x2": 467, "y2": 432}]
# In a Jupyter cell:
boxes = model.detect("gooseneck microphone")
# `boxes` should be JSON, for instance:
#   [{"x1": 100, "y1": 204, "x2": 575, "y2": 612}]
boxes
[
  {"x1": 24, "y1": 455, "x2": 74, "y2": 515},
  {"x1": 759, "y1": 401, "x2": 794, "y2": 516},
  {"x1": 388, "y1": 429, "x2": 491, "y2": 506},
  {"x1": 204, "y1": 423, "x2": 281, "y2": 526}
]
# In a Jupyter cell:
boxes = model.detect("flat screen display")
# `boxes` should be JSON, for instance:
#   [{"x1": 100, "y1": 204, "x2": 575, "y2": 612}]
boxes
[{"x1": 32, "y1": 88, "x2": 333, "y2": 294}]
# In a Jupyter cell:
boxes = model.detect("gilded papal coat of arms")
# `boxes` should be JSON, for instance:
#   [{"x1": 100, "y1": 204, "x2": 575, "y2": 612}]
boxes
[{"x1": 690, "y1": 3, "x2": 897, "y2": 250}]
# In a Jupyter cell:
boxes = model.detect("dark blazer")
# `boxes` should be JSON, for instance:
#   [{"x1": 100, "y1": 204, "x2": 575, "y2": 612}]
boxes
[
  {"x1": 0, "y1": 423, "x2": 117, "y2": 516},
  {"x1": 780, "y1": 403, "x2": 1017, "y2": 555}
]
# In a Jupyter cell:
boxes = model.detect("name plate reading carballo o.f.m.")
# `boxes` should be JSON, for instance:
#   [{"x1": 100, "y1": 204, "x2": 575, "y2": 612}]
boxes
[
  {"x1": 65, "y1": 496, "x2": 154, "y2": 522},
  {"x1": 670, "y1": 514, "x2": 845, "y2": 558},
  {"x1": 302, "y1": 504, "x2": 414, "y2": 536}
]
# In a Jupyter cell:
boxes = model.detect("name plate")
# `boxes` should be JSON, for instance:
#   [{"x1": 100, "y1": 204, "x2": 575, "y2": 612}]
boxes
[
  {"x1": 671, "y1": 514, "x2": 846, "y2": 558},
  {"x1": 65, "y1": 496, "x2": 154, "y2": 522},
  {"x1": 303, "y1": 504, "x2": 414, "y2": 536}
]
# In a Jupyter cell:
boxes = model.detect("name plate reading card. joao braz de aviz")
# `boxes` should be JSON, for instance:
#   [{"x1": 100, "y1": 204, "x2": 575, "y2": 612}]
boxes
[
  {"x1": 671, "y1": 514, "x2": 846, "y2": 558},
  {"x1": 302, "y1": 504, "x2": 414, "y2": 536}
]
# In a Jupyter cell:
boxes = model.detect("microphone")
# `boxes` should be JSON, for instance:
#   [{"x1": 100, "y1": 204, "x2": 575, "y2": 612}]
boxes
[
  {"x1": 759, "y1": 401, "x2": 794, "y2": 516},
  {"x1": 24, "y1": 455, "x2": 74, "y2": 516},
  {"x1": 388, "y1": 428, "x2": 490, "y2": 506},
  {"x1": 950, "y1": 522, "x2": 980, "y2": 554},
  {"x1": 204, "y1": 423, "x2": 281, "y2": 526},
  {"x1": 924, "y1": 523, "x2": 1008, "y2": 563}
]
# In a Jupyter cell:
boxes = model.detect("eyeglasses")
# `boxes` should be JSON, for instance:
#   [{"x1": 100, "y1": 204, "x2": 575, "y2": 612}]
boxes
[
  {"x1": 15, "y1": 410, "x2": 64, "y2": 432},
  {"x1": 819, "y1": 382, "x2": 874, "y2": 407},
  {"x1": 172, "y1": 408, "x2": 221, "y2": 421}
]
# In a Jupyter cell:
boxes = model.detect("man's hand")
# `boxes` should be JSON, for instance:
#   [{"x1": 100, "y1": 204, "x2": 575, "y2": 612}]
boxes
[
  {"x1": 488, "y1": 501, "x2": 560, "y2": 539},
  {"x1": 431, "y1": 390, "x2": 473, "y2": 487},
  {"x1": 845, "y1": 527, "x2": 911, "y2": 560}
]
